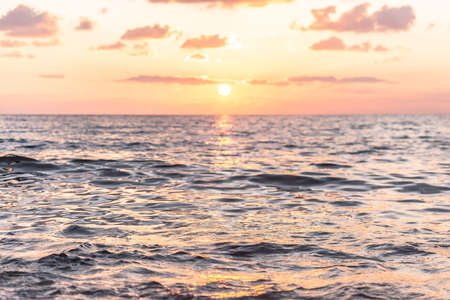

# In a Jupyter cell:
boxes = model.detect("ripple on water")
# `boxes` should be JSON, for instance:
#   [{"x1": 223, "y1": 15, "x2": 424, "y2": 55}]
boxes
[
  {"x1": 98, "y1": 168, "x2": 131, "y2": 177},
  {"x1": 61, "y1": 224, "x2": 128, "y2": 238},
  {"x1": 366, "y1": 243, "x2": 433, "y2": 257},
  {"x1": 0, "y1": 115, "x2": 449, "y2": 299},
  {"x1": 399, "y1": 183, "x2": 450, "y2": 194},
  {"x1": 61, "y1": 225, "x2": 95, "y2": 237},
  {"x1": 0, "y1": 154, "x2": 37, "y2": 164},
  {"x1": 312, "y1": 163, "x2": 352, "y2": 169}
]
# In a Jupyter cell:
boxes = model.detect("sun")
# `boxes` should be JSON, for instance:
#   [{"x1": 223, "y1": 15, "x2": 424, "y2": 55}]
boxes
[{"x1": 218, "y1": 84, "x2": 231, "y2": 96}]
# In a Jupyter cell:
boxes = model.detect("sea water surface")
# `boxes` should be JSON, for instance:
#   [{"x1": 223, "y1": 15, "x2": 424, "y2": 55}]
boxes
[{"x1": 0, "y1": 115, "x2": 449, "y2": 299}]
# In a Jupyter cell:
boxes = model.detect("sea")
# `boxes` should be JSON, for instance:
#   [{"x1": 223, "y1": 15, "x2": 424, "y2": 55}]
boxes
[{"x1": 0, "y1": 115, "x2": 448, "y2": 299}]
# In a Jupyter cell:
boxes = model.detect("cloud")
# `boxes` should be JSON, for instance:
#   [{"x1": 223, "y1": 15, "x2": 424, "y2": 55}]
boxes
[
  {"x1": 99, "y1": 8, "x2": 108, "y2": 15},
  {"x1": 122, "y1": 74, "x2": 387, "y2": 86},
  {"x1": 32, "y1": 39, "x2": 60, "y2": 47},
  {"x1": 310, "y1": 36, "x2": 346, "y2": 51},
  {"x1": 348, "y1": 42, "x2": 371, "y2": 52},
  {"x1": 181, "y1": 34, "x2": 228, "y2": 49},
  {"x1": 185, "y1": 53, "x2": 209, "y2": 62},
  {"x1": 75, "y1": 17, "x2": 94, "y2": 31},
  {"x1": 95, "y1": 41, "x2": 152, "y2": 56},
  {"x1": 133, "y1": 42, "x2": 149, "y2": 50},
  {"x1": 129, "y1": 42, "x2": 151, "y2": 56},
  {"x1": 310, "y1": 36, "x2": 388, "y2": 52},
  {"x1": 374, "y1": 45, "x2": 389, "y2": 52},
  {"x1": 0, "y1": 40, "x2": 27, "y2": 48},
  {"x1": 338, "y1": 77, "x2": 385, "y2": 83},
  {"x1": 288, "y1": 76, "x2": 386, "y2": 84},
  {"x1": 299, "y1": 3, "x2": 415, "y2": 33},
  {"x1": 247, "y1": 76, "x2": 387, "y2": 85},
  {"x1": 0, "y1": 5, "x2": 59, "y2": 38},
  {"x1": 426, "y1": 23, "x2": 435, "y2": 31},
  {"x1": 124, "y1": 75, "x2": 221, "y2": 85},
  {"x1": 379, "y1": 56, "x2": 401, "y2": 64},
  {"x1": 245, "y1": 79, "x2": 289, "y2": 86},
  {"x1": 0, "y1": 50, "x2": 34, "y2": 59},
  {"x1": 121, "y1": 25, "x2": 175, "y2": 40},
  {"x1": 96, "y1": 41, "x2": 126, "y2": 50},
  {"x1": 145, "y1": 0, "x2": 294, "y2": 8},
  {"x1": 129, "y1": 51, "x2": 151, "y2": 56},
  {"x1": 288, "y1": 76, "x2": 338, "y2": 83},
  {"x1": 39, "y1": 74, "x2": 65, "y2": 79}
]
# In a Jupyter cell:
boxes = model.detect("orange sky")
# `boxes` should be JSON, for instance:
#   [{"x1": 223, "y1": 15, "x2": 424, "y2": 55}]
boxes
[{"x1": 0, "y1": 0, "x2": 449, "y2": 114}]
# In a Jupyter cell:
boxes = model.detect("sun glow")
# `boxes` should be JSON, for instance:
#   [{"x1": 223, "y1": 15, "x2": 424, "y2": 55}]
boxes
[{"x1": 218, "y1": 84, "x2": 231, "y2": 96}]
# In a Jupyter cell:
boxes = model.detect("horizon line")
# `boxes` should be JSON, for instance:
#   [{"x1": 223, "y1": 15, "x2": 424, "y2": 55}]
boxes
[{"x1": 0, "y1": 113, "x2": 449, "y2": 117}]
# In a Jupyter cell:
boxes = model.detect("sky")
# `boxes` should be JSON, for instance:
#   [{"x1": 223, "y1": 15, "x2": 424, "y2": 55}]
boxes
[{"x1": 0, "y1": 0, "x2": 449, "y2": 114}]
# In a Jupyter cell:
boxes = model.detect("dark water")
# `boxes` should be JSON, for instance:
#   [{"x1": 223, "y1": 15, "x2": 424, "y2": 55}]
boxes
[{"x1": 0, "y1": 115, "x2": 449, "y2": 299}]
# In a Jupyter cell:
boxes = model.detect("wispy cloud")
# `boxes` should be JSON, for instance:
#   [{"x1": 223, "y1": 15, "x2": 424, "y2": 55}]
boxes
[
  {"x1": 0, "y1": 50, "x2": 34, "y2": 59},
  {"x1": 310, "y1": 37, "x2": 388, "y2": 52},
  {"x1": 121, "y1": 25, "x2": 176, "y2": 40},
  {"x1": 185, "y1": 53, "x2": 209, "y2": 62},
  {"x1": 145, "y1": 0, "x2": 294, "y2": 8},
  {"x1": 0, "y1": 40, "x2": 27, "y2": 48},
  {"x1": 96, "y1": 41, "x2": 126, "y2": 50},
  {"x1": 124, "y1": 75, "x2": 222, "y2": 85},
  {"x1": 374, "y1": 45, "x2": 389, "y2": 52},
  {"x1": 39, "y1": 74, "x2": 65, "y2": 79},
  {"x1": 99, "y1": 8, "x2": 108, "y2": 15},
  {"x1": 246, "y1": 76, "x2": 388, "y2": 85},
  {"x1": 310, "y1": 37, "x2": 346, "y2": 51},
  {"x1": 245, "y1": 79, "x2": 289, "y2": 86},
  {"x1": 122, "y1": 74, "x2": 388, "y2": 86},
  {"x1": 129, "y1": 42, "x2": 151, "y2": 56},
  {"x1": 32, "y1": 39, "x2": 60, "y2": 47},
  {"x1": 338, "y1": 77, "x2": 386, "y2": 83},
  {"x1": 75, "y1": 17, "x2": 94, "y2": 31}
]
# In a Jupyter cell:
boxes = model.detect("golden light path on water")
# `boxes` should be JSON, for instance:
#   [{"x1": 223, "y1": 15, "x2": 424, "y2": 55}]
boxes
[{"x1": 0, "y1": 115, "x2": 449, "y2": 298}]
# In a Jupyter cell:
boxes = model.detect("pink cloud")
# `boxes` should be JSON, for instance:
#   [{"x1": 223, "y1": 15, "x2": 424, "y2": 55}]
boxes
[
  {"x1": 39, "y1": 74, "x2": 65, "y2": 79},
  {"x1": 300, "y1": 3, "x2": 415, "y2": 33},
  {"x1": 348, "y1": 42, "x2": 371, "y2": 52},
  {"x1": 381, "y1": 56, "x2": 401, "y2": 64},
  {"x1": 0, "y1": 40, "x2": 27, "y2": 48},
  {"x1": 249, "y1": 76, "x2": 387, "y2": 85},
  {"x1": 146, "y1": 0, "x2": 294, "y2": 8},
  {"x1": 75, "y1": 17, "x2": 94, "y2": 31},
  {"x1": 129, "y1": 51, "x2": 151, "y2": 56},
  {"x1": 32, "y1": 39, "x2": 60, "y2": 47},
  {"x1": 1, "y1": 50, "x2": 34, "y2": 59},
  {"x1": 128, "y1": 42, "x2": 150, "y2": 56},
  {"x1": 288, "y1": 76, "x2": 337, "y2": 83},
  {"x1": 246, "y1": 79, "x2": 289, "y2": 86},
  {"x1": 310, "y1": 36, "x2": 346, "y2": 51},
  {"x1": 338, "y1": 77, "x2": 386, "y2": 83},
  {"x1": 96, "y1": 41, "x2": 126, "y2": 50},
  {"x1": 181, "y1": 34, "x2": 228, "y2": 49},
  {"x1": 310, "y1": 36, "x2": 388, "y2": 53},
  {"x1": 374, "y1": 45, "x2": 389, "y2": 52},
  {"x1": 121, "y1": 25, "x2": 175, "y2": 40},
  {"x1": 122, "y1": 74, "x2": 387, "y2": 86},
  {"x1": 426, "y1": 23, "x2": 435, "y2": 31},
  {"x1": 0, "y1": 5, "x2": 59, "y2": 38},
  {"x1": 185, "y1": 53, "x2": 209, "y2": 62},
  {"x1": 124, "y1": 75, "x2": 220, "y2": 85},
  {"x1": 133, "y1": 42, "x2": 149, "y2": 50}
]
